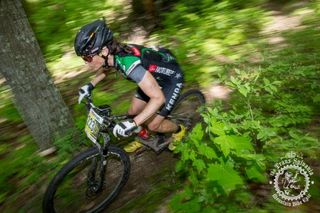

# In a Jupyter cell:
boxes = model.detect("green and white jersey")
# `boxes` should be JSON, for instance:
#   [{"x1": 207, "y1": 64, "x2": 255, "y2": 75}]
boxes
[
  {"x1": 114, "y1": 54, "x2": 141, "y2": 78},
  {"x1": 114, "y1": 44, "x2": 182, "y2": 84},
  {"x1": 113, "y1": 44, "x2": 184, "y2": 117}
]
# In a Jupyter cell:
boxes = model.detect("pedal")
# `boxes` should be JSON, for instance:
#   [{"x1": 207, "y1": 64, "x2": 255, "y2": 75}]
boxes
[
  {"x1": 135, "y1": 136, "x2": 158, "y2": 150},
  {"x1": 156, "y1": 134, "x2": 172, "y2": 151},
  {"x1": 135, "y1": 134, "x2": 173, "y2": 153}
]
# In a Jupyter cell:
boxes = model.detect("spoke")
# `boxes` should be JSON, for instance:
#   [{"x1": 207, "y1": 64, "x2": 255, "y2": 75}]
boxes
[{"x1": 52, "y1": 153, "x2": 126, "y2": 212}]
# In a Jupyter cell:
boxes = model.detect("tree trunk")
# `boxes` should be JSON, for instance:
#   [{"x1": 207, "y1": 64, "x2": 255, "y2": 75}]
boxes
[
  {"x1": 132, "y1": 0, "x2": 158, "y2": 23},
  {"x1": 0, "y1": 0, "x2": 74, "y2": 150}
]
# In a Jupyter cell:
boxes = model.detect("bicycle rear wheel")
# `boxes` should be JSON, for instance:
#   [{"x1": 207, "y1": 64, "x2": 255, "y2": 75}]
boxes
[
  {"x1": 43, "y1": 145, "x2": 130, "y2": 213},
  {"x1": 169, "y1": 89, "x2": 206, "y2": 130}
]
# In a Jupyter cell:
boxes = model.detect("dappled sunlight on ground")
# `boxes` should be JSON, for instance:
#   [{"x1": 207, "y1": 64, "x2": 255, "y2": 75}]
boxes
[
  {"x1": 262, "y1": 2, "x2": 315, "y2": 49},
  {"x1": 204, "y1": 84, "x2": 233, "y2": 102}
]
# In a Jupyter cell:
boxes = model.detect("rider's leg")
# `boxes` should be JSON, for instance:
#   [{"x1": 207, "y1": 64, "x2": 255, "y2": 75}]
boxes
[
  {"x1": 127, "y1": 96, "x2": 147, "y2": 116},
  {"x1": 128, "y1": 94, "x2": 179, "y2": 133},
  {"x1": 145, "y1": 76, "x2": 184, "y2": 135},
  {"x1": 147, "y1": 114, "x2": 179, "y2": 133},
  {"x1": 147, "y1": 114, "x2": 186, "y2": 150},
  {"x1": 146, "y1": 81, "x2": 186, "y2": 151}
]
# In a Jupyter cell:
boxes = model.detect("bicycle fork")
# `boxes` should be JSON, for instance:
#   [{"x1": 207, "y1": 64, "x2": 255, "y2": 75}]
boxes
[{"x1": 86, "y1": 133, "x2": 110, "y2": 196}]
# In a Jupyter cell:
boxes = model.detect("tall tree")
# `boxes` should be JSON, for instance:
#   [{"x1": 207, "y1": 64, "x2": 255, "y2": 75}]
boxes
[
  {"x1": 0, "y1": 0, "x2": 74, "y2": 150},
  {"x1": 132, "y1": 0, "x2": 158, "y2": 24}
]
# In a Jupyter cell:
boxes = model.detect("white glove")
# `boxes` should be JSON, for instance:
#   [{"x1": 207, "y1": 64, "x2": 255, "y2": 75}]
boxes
[
  {"x1": 113, "y1": 119, "x2": 137, "y2": 138},
  {"x1": 78, "y1": 83, "x2": 94, "y2": 104}
]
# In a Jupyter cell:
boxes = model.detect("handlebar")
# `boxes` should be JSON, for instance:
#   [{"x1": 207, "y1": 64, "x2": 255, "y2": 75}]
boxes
[
  {"x1": 83, "y1": 95, "x2": 141, "y2": 138},
  {"x1": 83, "y1": 95, "x2": 129, "y2": 127}
]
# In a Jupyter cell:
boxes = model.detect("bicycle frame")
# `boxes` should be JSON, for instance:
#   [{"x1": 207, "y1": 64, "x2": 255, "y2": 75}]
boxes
[
  {"x1": 83, "y1": 93, "x2": 196, "y2": 155},
  {"x1": 84, "y1": 97, "x2": 121, "y2": 194}
]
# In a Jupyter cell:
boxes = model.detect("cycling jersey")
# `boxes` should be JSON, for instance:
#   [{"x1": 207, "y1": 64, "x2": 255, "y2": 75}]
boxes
[{"x1": 114, "y1": 44, "x2": 184, "y2": 116}]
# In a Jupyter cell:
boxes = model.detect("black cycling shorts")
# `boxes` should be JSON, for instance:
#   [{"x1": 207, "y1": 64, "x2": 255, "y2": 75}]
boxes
[{"x1": 135, "y1": 69, "x2": 184, "y2": 117}]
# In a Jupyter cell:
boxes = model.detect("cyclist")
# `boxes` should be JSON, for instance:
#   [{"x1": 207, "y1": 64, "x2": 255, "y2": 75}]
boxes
[{"x1": 75, "y1": 19, "x2": 185, "y2": 152}]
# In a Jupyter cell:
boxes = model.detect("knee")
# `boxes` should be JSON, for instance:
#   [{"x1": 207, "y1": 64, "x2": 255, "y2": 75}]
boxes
[
  {"x1": 148, "y1": 122, "x2": 160, "y2": 132},
  {"x1": 128, "y1": 106, "x2": 141, "y2": 116},
  {"x1": 127, "y1": 107, "x2": 136, "y2": 116}
]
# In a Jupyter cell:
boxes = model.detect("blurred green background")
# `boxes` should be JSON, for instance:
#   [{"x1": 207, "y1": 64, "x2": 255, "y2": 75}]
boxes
[{"x1": 0, "y1": 0, "x2": 319, "y2": 212}]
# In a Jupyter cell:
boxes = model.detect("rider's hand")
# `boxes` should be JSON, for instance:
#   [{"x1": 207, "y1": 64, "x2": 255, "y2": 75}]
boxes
[
  {"x1": 78, "y1": 83, "x2": 94, "y2": 104},
  {"x1": 113, "y1": 119, "x2": 137, "y2": 138}
]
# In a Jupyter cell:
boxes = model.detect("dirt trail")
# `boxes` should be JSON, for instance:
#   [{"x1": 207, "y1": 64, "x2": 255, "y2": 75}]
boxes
[
  {"x1": 262, "y1": 1, "x2": 313, "y2": 48},
  {"x1": 105, "y1": 150, "x2": 177, "y2": 212}
]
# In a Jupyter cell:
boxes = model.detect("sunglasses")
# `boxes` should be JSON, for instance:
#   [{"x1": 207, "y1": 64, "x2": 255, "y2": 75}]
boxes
[{"x1": 81, "y1": 55, "x2": 94, "y2": 62}]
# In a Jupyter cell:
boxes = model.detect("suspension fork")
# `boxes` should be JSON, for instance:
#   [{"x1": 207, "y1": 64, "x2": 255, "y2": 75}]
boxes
[{"x1": 87, "y1": 134, "x2": 110, "y2": 193}]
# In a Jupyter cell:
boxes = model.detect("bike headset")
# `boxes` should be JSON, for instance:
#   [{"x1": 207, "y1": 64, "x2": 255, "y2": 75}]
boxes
[{"x1": 74, "y1": 19, "x2": 113, "y2": 68}]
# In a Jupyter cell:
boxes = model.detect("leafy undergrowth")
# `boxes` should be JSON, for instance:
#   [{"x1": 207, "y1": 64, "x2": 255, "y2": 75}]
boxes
[
  {"x1": 153, "y1": 0, "x2": 269, "y2": 87},
  {"x1": 168, "y1": 0, "x2": 320, "y2": 212}
]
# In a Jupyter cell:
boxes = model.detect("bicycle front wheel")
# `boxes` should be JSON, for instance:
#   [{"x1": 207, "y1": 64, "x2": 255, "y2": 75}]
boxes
[
  {"x1": 43, "y1": 145, "x2": 130, "y2": 213},
  {"x1": 170, "y1": 89, "x2": 206, "y2": 130}
]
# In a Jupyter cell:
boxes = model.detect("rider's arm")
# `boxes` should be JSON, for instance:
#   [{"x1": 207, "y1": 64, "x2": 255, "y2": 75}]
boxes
[
  {"x1": 132, "y1": 71, "x2": 165, "y2": 126},
  {"x1": 90, "y1": 68, "x2": 107, "y2": 86}
]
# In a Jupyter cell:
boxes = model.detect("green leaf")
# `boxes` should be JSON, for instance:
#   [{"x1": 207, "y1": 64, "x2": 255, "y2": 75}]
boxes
[
  {"x1": 239, "y1": 153, "x2": 266, "y2": 170},
  {"x1": 175, "y1": 161, "x2": 184, "y2": 173},
  {"x1": 198, "y1": 143, "x2": 217, "y2": 160},
  {"x1": 170, "y1": 193, "x2": 185, "y2": 212},
  {"x1": 230, "y1": 135, "x2": 254, "y2": 153},
  {"x1": 189, "y1": 123, "x2": 204, "y2": 143},
  {"x1": 234, "y1": 191, "x2": 253, "y2": 204},
  {"x1": 245, "y1": 165, "x2": 267, "y2": 182},
  {"x1": 207, "y1": 163, "x2": 243, "y2": 194},
  {"x1": 263, "y1": 77, "x2": 270, "y2": 85},
  {"x1": 189, "y1": 150, "x2": 197, "y2": 161},
  {"x1": 238, "y1": 85, "x2": 248, "y2": 97},
  {"x1": 170, "y1": 190, "x2": 201, "y2": 213},
  {"x1": 193, "y1": 159, "x2": 206, "y2": 172},
  {"x1": 234, "y1": 68, "x2": 241, "y2": 74},
  {"x1": 214, "y1": 135, "x2": 253, "y2": 156},
  {"x1": 205, "y1": 146, "x2": 218, "y2": 160},
  {"x1": 188, "y1": 170, "x2": 199, "y2": 185},
  {"x1": 181, "y1": 198, "x2": 201, "y2": 213},
  {"x1": 202, "y1": 207, "x2": 218, "y2": 213},
  {"x1": 230, "y1": 76, "x2": 239, "y2": 86},
  {"x1": 209, "y1": 119, "x2": 225, "y2": 136},
  {"x1": 183, "y1": 186, "x2": 193, "y2": 200},
  {"x1": 214, "y1": 135, "x2": 232, "y2": 156},
  {"x1": 257, "y1": 127, "x2": 277, "y2": 141},
  {"x1": 181, "y1": 150, "x2": 190, "y2": 162},
  {"x1": 313, "y1": 94, "x2": 320, "y2": 103},
  {"x1": 269, "y1": 84, "x2": 278, "y2": 93}
]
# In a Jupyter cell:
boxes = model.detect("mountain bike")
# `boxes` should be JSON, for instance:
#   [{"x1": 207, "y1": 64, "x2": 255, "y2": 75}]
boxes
[{"x1": 42, "y1": 89, "x2": 205, "y2": 213}]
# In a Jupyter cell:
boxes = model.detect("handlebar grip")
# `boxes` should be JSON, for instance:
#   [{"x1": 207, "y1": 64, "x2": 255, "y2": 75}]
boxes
[
  {"x1": 124, "y1": 128, "x2": 134, "y2": 136},
  {"x1": 124, "y1": 126, "x2": 140, "y2": 136}
]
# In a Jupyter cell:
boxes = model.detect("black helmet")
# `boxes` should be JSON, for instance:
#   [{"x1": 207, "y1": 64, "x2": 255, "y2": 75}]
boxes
[{"x1": 74, "y1": 20, "x2": 113, "y2": 56}]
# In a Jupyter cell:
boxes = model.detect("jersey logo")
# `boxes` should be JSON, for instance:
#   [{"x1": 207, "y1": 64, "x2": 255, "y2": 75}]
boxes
[
  {"x1": 148, "y1": 64, "x2": 157, "y2": 72},
  {"x1": 131, "y1": 47, "x2": 141, "y2": 56}
]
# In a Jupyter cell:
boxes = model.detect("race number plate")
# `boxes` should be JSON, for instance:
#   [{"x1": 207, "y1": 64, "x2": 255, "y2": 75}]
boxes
[{"x1": 85, "y1": 108, "x2": 104, "y2": 143}]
